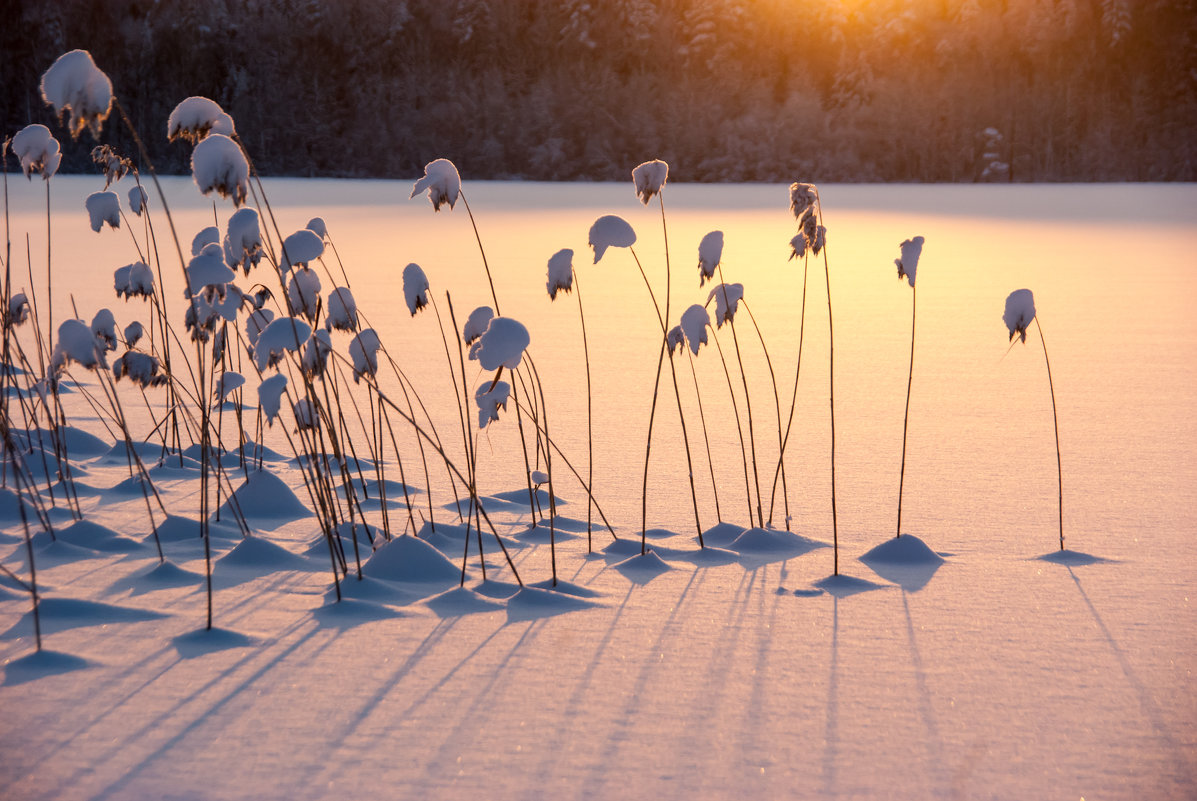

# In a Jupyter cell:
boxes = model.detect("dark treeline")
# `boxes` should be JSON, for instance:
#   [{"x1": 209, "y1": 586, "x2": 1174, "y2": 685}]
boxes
[{"x1": 3, "y1": 0, "x2": 1195, "y2": 182}]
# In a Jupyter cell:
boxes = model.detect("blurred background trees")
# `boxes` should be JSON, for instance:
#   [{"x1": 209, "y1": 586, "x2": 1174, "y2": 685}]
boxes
[{"x1": 4, "y1": 0, "x2": 1194, "y2": 181}]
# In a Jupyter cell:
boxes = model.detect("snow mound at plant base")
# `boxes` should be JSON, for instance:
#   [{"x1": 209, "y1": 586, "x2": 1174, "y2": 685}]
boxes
[
  {"x1": 731, "y1": 527, "x2": 828, "y2": 555},
  {"x1": 216, "y1": 536, "x2": 312, "y2": 572},
  {"x1": 361, "y1": 535, "x2": 461, "y2": 585},
  {"x1": 859, "y1": 534, "x2": 944, "y2": 565},
  {"x1": 214, "y1": 469, "x2": 312, "y2": 525}
]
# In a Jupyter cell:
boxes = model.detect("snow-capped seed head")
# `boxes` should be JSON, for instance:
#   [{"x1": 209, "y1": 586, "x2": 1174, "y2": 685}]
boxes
[
  {"x1": 90, "y1": 309, "x2": 117, "y2": 352},
  {"x1": 475, "y1": 380, "x2": 511, "y2": 429},
  {"x1": 697, "y1": 231, "x2": 723, "y2": 287},
  {"x1": 462, "y1": 306, "x2": 494, "y2": 345},
  {"x1": 588, "y1": 215, "x2": 637, "y2": 263},
  {"x1": 11, "y1": 124, "x2": 62, "y2": 180},
  {"x1": 789, "y1": 182, "x2": 818, "y2": 220},
  {"x1": 402, "y1": 263, "x2": 430, "y2": 316},
  {"x1": 305, "y1": 217, "x2": 328, "y2": 240},
  {"x1": 812, "y1": 225, "x2": 827, "y2": 256},
  {"x1": 287, "y1": 267, "x2": 322, "y2": 321},
  {"x1": 707, "y1": 283, "x2": 744, "y2": 328},
  {"x1": 349, "y1": 329, "x2": 382, "y2": 383},
  {"x1": 680, "y1": 304, "x2": 711, "y2": 355},
  {"x1": 8, "y1": 293, "x2": 31, "y2": 327},
  {"x1": 324, "y1": 287, "x2": 358, "y2": 332},
  {"x1": 280, "y1": 228, "x2": 324, "y2": 271},
  {"x1": 245, "y1": 308, "x2": 275, "y2": 350},
  {"x1": 128, "y1": 185, "x2": 148, "y2": 216},
  {"x1": 293, "y1": 398, "x2": 320, "y2": 432},
  {"x1": 186, "y1": 246, "x2": 235, "y2": 295},
  {"x1": 789, "y1": 233, "x2": 807, "y2": 262},
  {"x1": 124, "y1": 321, "x2": 144, "y2": 348},
  {"x1": 258, "y1": 374, "x2": 288, "y2": 426},
  {"x1": 167, "y1": 97, "x2": 236, "y2": 144},
  {"x1": 215, "y1": 371, "x2": 245, "y2": 401},
  {"x1": 250, "y1": 286, "x2": 272, "y2": 311},
  {"x1": 113, "y1": 350, "x2": 165, "y2": 388},
  {"x1": 895, "y1": 236, "x2": 924, "y2": 288},
  {"x1": 90, "y1": 145, "x2": 130, "y2": 188},
  {"x1": 1003, "y1": 289, "x2": 1036, "y2": 343},
  {"x1": 254, "y1": 316, "x2": 312, "y2": 372},
  {"x1": 667, "y1": 325, "x2": 685, "y2": 355},
  {"x1": 224, "y1": 207, "x2": 263, "y2": 274},
  {"x1": 191, "y1": 133, "x2": 248, "y2": 206},
  {"x1": 52, "y1": 318, "x2": 105, "y2": 372},
  {"x1": 39, "y1": 50, "x2": 113, "y2": 139},
  {"x1": 409, "y1": 158, "x2": 461, "y2": 212},
  {"x1": 547, "y1": 248, "x2": 574, "y2": 300},
  {"x1": 85, "y1": 191, "x2": 120, "y2": 232},
  {"x1": 530, "y1": 470, "x2": 549, "y2": 485},
  {"x1": 470, "y1": 317, "x2": 530, "y2": 371},
  {"x1": 632, "y1": 159, "x2": 669, "y2": 205},
  {"x1": 192, "y1": 226, "x2": 220, "y2": 256},
  {"x1": 302, "y1": 329, "x2": 333, "y2": 378}
]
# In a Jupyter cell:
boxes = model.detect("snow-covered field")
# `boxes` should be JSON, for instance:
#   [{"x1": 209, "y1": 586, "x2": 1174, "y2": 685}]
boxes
[{"x1": 2, "y1": 177, "x2": 1195, "y2": 800}]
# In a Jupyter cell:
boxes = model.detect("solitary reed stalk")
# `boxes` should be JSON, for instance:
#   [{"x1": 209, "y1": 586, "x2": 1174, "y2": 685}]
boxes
[
  {"x1": 824, "y1": 247, "x2": 839, "y2": 574},
  {"x1": 1036, "y1": 318, "x2": 1064, "y2": 551},
  {"x1": 575, "y1": 274, "x2": 594, "y2": 549},
  {"x1": 895, "y1": 283, "x2": 917, "y2": 538}
]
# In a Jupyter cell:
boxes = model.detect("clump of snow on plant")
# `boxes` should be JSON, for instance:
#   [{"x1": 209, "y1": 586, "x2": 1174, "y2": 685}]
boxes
[
  {"x1": 402, "y1": 263, "x2": 429, "y2": 316},
  {"x1": 698, "y1": 231, "x2": 723, "y2": 286},
  {"x1": 302, "y1": 330, "x2": 332, "y2": 377},
  {"x1": 40, "y1": 50, "x2": 112, "y2": 138},
  {"x1": 349, "y1": 329, "x2": 382, "y2": 383},
  {"x1": 52, "y1": 319, "x2": 104, "y2": 372},
  {"x1": 191, "y1": 134, "x2": 248, "y2": 206},
  {"x1": 11, "y1": 124, "x2": 61, "y2": 180},
  {"x1": 113, "y1": 351, "x2": 165, "y2": 388},
  {"x1": 254, "y1": 317, "x2": 311, "y2": 371},
  {"x1": 632, "y1": 159, "x2": 668, "y2": 205},
  {"x1": 1003, "y1": 289, "x2": 1036, "y2": 343},
  {"x1": 287, "y1": 268, "x2": 321, "y2": 321},
  {"x1": 789, "y1": 182, "x2": 818, "y2": 220},
  {"x1": 707, "y1": 283, "x2": 744, "y2": 328},
  {"x1": 186, "y1": 244, "x2": 234, "y2": 295},
  {"x1": 224, "y1": 208, "x2": 262, "y2": 273},
  {"x1": 547, "y1": 249, "x2": 574, "y2": 300},
  {"x1": 128, "y1": 185, "x2": 148, "y2": 216},
  {"x1": 167, "y1": 97, "x2": 235, "y2": 143},
  {"x1": 588, "y1": 215, "x2": 636, "y2": 263},
  {"x1": 258, "y1": 374, "x2": 288, "y2": 425},
  {"x1": 281, "y1": 229, "x2": 324, "y2": 271},
  {"x1": 667, "y1": 325, "x2": 685, "y2": 355},
  {"x1": 90, "y1": 309, "x2": 117, "y2": 352},
  {"x1": 293, "y1": 398, "x2": 320, "y2": 431},
  {"x1": 530, "y1": 470, "x2": 549, "y2": 485},
  {"x1": 192, "y1": 226, "x2": 219, "y2": 256},
  {"x1": 469, "y1": 317, "x2": 530, "y2": 371},
  {"x1": 215, "y1": 371, "x2": 245, "y2": 400},
  {"x1": 896, "y1": 236, "x2": 924, "y2": 287},
  {"x1": 305, "y1": 217, "x2": 327, "y2": 240},
  {"x1": 410, "y1": 158, "x2": 461, "y2": 211},
  {"x1": 325, "y1": 287, "x2": 358, "y2": 332},
  {"x1": 245, "y1": 309, "x2": 275, "y2": 350},
  {"x1": 475, "y1": 381, "x2": 511, "y2": 428},
  {"x1": 114, "y1": 261, "x2": 154, "y2": 300},
  {"x1": 8, "y1": 293, "x2": 31, "y2": 326},
  {"x1": 123, "y1": 321, "x2": 143, "y2": 347},
  {"x1": 85, "y1": 191, "x2": 120, "y2": 232},
  {"x1": 462, "y1": 306, "x2": 494, "y2": 345},
  {"x1": 680, "y1": 304, "x2": 710, "y2": 354}
]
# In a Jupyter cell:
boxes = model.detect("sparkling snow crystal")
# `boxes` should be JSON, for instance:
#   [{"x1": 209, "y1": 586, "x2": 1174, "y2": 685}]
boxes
[
  {"x1": 697, "y1": 231, "x2": 723, "y2": 287},
  {"x1": 402, "y1": 263, "x2": 430, "y2": 316},
  {"x1": 191, "y1": 134, "x2": 249, "y2": 206},
  {"x1": 410, "y1": 158, "x2": 461, "y2": 212},
  {"x1": 11, "y1": 124, "x2": 61, "y2": 180},
  {"x1": 632, "y1": 159, "x2": 669, "y2": 205},
  {"x1": 1003, "y1": 289, "x2": 1036, "y2": 343},
  {"x1": 547, "y1": 249, "x2": 574, "y2": 300},
  {"x1": 588, "y1": 215, "x2": 637, "y2": 263},
  {"x1": 85, "y1": 191, "x2": 120, "y2": 232},
  {"x1": 895, "y1": 236, "x2": 924, "y2": 287},
  {"x1": 39, "y1": 50, "x2": 113, "y2": 139}
]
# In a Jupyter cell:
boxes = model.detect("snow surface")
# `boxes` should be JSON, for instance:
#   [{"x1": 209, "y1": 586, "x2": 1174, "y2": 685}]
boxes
[{"x1": 2, "y1": 178, "x2": 1194, "y2": 801}]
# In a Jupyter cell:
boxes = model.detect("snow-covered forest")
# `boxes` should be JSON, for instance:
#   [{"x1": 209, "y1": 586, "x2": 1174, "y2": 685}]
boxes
[{"x1": 3, "y1": 0, "x2": 1193, "y2": 182}]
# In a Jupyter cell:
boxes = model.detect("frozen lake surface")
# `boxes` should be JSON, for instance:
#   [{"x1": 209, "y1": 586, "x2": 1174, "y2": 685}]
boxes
[{"x1": 2, "y1": 176, "x2": 1194, "y2": 800}]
